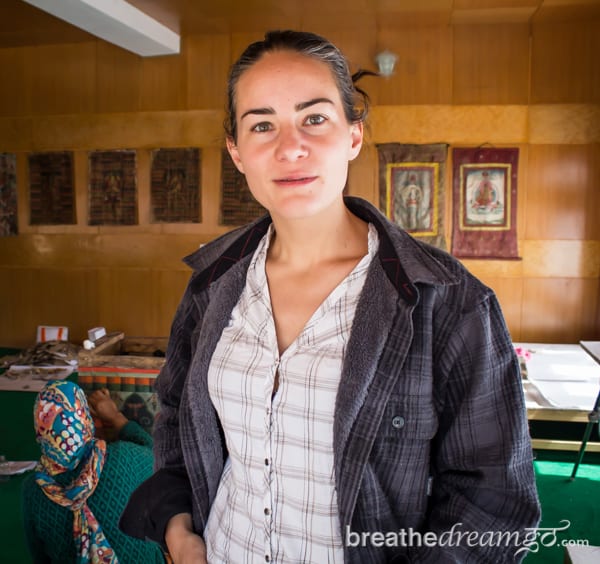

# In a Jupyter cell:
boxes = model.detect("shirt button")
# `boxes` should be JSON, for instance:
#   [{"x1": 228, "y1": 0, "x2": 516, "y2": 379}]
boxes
[
  {"x1": 265, "y1": 556, "x2": 270, "y2": 562},
  {"x1": 264, "y1": 507, "x2": 271, "y2": 515},
  {"x1": 264, "y1": 458, "x2": 269, "y2": 466},
  {"x1": 391, "y1": 415, "x2": 405, "y2": 429}
]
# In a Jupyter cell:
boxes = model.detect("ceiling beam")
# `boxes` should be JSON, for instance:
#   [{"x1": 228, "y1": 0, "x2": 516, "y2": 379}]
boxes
[{"x1": 22, "y1": 0, "x2": 180, "y2": 56}]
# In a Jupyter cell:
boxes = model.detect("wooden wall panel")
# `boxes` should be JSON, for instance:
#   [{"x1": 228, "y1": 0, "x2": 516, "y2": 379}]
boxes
[
  {"x1": 453, "y1": 23, "x2": 530, "y2": 104},
  {"x1": 0, "y1": 268, "x2": 38, "y2": 347},
  {"x1": 531, "y1": 20, "x2": 600, "y2": 103},
  {"x1": 372, "y1": 25, "x2": 453, "y2": 105},
  {"x1": 186, "y1": 34, "x2": 230, "y2": 110},
  {"x1": 29, "y1": 43, "x2": 96, "y2": 115},
  {"x1": 529, "y1": 105, "x2": 600, "y2": 145},
  {"x1": 521, "y1": 278, "x2": 599, "y2": 343},
  {"x1": 525, "y1": 144, "x2": 597, "y2": 240},
  {"x1": 139, "y1": 46, "x2": 187, "y2": 111},
  {"x1": 95, "y1": 42, "x2": 141, "y2": 113},
  {"x1": 95, "y1": 269, "x2": 158, "y2": 337},
  {"x1": 0, "y1": 48, "x2": 32, "y2": 117}
]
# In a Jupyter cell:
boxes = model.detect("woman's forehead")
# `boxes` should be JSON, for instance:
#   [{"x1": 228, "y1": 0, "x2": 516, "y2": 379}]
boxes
[{"x1": 235, "y1": 51, "x2": 340, "y2": 109}]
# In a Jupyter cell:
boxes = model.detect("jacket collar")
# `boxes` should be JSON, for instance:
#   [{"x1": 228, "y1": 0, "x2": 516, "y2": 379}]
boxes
[{"x1": 183, "y1": 197, "x2": 459, "y2": 303}]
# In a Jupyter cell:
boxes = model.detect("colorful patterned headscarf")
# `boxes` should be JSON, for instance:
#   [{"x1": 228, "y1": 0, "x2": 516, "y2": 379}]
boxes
[{"x1": 33, "y1": 380, "x2": 119, "y2": 563}]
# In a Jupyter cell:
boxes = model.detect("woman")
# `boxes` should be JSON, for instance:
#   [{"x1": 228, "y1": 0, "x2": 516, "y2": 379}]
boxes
[
  {"x1": 121, "y1": 30, "x2": 540, "y2": 563},
  {"x1": 22, "y1": 382, "x2": 164, "y2": 563}
]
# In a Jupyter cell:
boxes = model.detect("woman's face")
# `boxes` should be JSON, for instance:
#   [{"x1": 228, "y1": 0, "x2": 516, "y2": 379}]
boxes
[{"x1": 227, "y1": 50, "x2": 363, "y2": 221}]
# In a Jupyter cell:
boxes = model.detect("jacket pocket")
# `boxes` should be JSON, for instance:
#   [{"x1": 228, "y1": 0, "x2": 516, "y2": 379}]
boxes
[{"x1": 379, "y1": 393, "x2": 438, "y2": 442}]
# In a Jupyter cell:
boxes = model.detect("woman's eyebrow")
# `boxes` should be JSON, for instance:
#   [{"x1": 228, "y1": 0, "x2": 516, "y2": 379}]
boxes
[
  {"x1": 240, "y1": 98, "x2": 334, "y2": 121},
  {"x1": 295, "y1": 97, "x2": 334, "y2": 111},
  {"x1": 240, "y1": 106, "x2": 274, "y2": 120}
]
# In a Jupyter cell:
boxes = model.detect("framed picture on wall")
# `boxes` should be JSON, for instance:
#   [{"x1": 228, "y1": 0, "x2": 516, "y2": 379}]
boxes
[
  {"x1": 150, "y1": 148, "x2": 201, "y2": 223},
  {"x1": 28, "y1": 151, "x2": 76, "y2": 226},
  {"x1": 88, "y1": 150, "x2": 137, "y2": 225},
  {"x1": 377, "y1": 143, "x2": 448, "y2": 250},
  {"x1": 384, "y1": 162, "x2": 439, "y2": 237},
  {"x1": 451, "y1": 147, "x2": 519, "y2": 259},
  {"x1": 0, "y1": 153, "x2": 18, "y2": 236}
]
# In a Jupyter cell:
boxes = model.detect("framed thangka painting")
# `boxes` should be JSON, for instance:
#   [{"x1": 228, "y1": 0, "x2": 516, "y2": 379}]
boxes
[
  {"x1": 89, "y1": 150, "x2": 137, "y2": 225},
  {"x1": 28, "y1": 151, "x2": 75, "y2": 226},
  {"x1": 386, "y1": 163, "x2": 438, "y2": 234},
  {"x1": 451, "y1": 147, "x2": 519, "y2": 259},
  {"x1": 150, "y1": 148, "x2": 201, "y2": 223},
  {"x1": 220, "y1": 148, "x2": 266, "y2": 226},
  {"x1": 377, "y1": 143, "x2": 447, "y2": 249},
  {"x1": 0, "y1": 153, "x2": 18, "y2": 236}
]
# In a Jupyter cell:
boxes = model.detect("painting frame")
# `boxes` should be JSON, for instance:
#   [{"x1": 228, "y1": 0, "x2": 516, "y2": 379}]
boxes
[
  {"x1": 88, "y1": 149, "x2": 137, "y2": 226},
  {"x1": 0, "y1": 152, "x2": 18, "y2": 236},
  {"x1": 451, "y1": 147, "x2": 520, "y2": 260},
  {"x1": 385, "y1": 161, "x2": 440, "y2": 238},
  {"x1": 150, "y1": 147, "x2": 201, "y2": 223},
  {"x1": 377, "y1": 143, "x2": 448, "y2": 250},
  {"x1": 28, "y1": 151, "x2": 76, "y2": 226}
]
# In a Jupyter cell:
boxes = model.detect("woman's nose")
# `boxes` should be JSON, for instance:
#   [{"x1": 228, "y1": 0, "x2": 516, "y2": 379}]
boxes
[{"x1": 274, "y1": 127, "x2": 308, "y2": 161}]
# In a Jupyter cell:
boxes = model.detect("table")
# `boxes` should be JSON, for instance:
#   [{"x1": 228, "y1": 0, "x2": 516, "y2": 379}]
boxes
[
  {"x1": 570, "y1": 341, "x2": 600, "y2": 478},
  {"x1": 518, "y1": 343, "x2": 600, "y2": 452}
]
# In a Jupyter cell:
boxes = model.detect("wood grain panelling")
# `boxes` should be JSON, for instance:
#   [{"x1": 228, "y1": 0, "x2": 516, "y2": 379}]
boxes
[
  {"x1": 521, "y1": 278, "x2": 599, "y2": 342},
  {"x1": 186, "y1": 34, "x2": 230, "y2": 109},
  {"x1": 29, "y1": 43, "x2": 97, "y2": 115},
  {"x1": 3, "y1": 111, "x2": 224, "y2": 152},
  {"x1": 371, "y1": 26, "x2": 453, "y2": 105},
  {"x1": 526, "y1": 144, "x2": 598, "y2": 240},
  {"x1": 0, "y1": 234, "x2": 215, "y2": 269},
  {"x1": 317, "y1": 29, "x2": 377, "y2": 79},
  {"x1": 522, "y1": 241, "x2": 600, "y2": 278},
  {"x1": 95, "y1": 42, "x2": 142, "y2": 113},
  {"x1": 370, "y1": 106, "x2": 528, "y2": 144},
  {"x1": 453, "y1": 23, "x2": 530, "y2": 104},
  {"x1": 531, "y1": 20, "x2": 600, "y2": 103},
  {"x1": 529, "y1": 104, "x2": 600, "y2": 144},
  {"x1": 139, "y1": 45, "x2": 187, "y2": 111},
  {"x1": 0, "y1": 48, "x2": 32, "y2": 117}
]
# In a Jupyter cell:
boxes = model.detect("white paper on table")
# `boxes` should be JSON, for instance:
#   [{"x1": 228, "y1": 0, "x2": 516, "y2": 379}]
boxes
[
  {"x1": 516, "y1": 343, "x2": 600, "y2": 410},
  {"x1": 0, "y1": 460, "x2": 38, "y2": 476}
]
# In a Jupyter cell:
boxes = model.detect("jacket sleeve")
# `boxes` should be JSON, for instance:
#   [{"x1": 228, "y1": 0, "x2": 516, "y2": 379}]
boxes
[
  {"x1": 119, "y1": 278, "x2": 200, "y2": 545},
  {"x1": 406, "y1": 292, "x2": 541, "y2": 563}
]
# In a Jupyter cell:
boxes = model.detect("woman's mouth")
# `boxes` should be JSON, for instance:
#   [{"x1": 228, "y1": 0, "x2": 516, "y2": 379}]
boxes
[{"x1": 273, "y1": 176, "x2": 317, "y2": 187}]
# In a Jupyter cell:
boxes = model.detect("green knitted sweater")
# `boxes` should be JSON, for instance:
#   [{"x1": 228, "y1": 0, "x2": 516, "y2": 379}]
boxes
[{"x1": 21, "y1": 421, "x2": 164, "y2": 563}]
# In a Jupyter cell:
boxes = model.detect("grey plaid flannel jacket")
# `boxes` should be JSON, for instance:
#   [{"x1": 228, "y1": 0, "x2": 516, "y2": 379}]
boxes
[{"x1": 121, "y1": 197, "x2": 541, "y2": 563}]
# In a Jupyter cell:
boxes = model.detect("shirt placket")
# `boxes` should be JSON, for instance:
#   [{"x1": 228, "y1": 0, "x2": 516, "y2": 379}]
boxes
[{"x1": 262, "y1": 355, "x2": 279, "y2": 562}]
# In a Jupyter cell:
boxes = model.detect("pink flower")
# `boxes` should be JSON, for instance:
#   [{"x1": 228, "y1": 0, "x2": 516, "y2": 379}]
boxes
[{"x1": 514, "y1": 346, "x2": 532, "y2": 362}]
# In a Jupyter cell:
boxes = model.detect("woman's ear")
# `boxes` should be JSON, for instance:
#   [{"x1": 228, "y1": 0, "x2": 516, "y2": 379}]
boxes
[
  {"x1": 226, "y1": 137, "x2": 245, "y2": 174},
  {"x1": 348, "y1": 122, "x2": 364, "y2": 162}
]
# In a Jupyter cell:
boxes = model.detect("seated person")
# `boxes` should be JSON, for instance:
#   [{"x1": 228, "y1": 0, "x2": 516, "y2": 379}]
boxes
[{"x1": 21, "y1": 381, "x2": 164, "y2": 563}]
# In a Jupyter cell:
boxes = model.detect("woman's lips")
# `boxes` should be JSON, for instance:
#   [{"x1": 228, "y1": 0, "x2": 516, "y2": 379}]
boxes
[{"x1": 273, "y1": 175, "x2": 318, "y2": 187}]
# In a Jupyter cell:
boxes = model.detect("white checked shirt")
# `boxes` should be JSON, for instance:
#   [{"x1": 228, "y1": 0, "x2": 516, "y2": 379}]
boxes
[{"x1": 204, "y1": 223, "x2": 379, "y2": 564}]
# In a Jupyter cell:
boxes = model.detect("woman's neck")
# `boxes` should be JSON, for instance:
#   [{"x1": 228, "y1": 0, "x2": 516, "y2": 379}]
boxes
[{"x1": 267, "y1": 200, "x2": 368, "y2": 269}]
